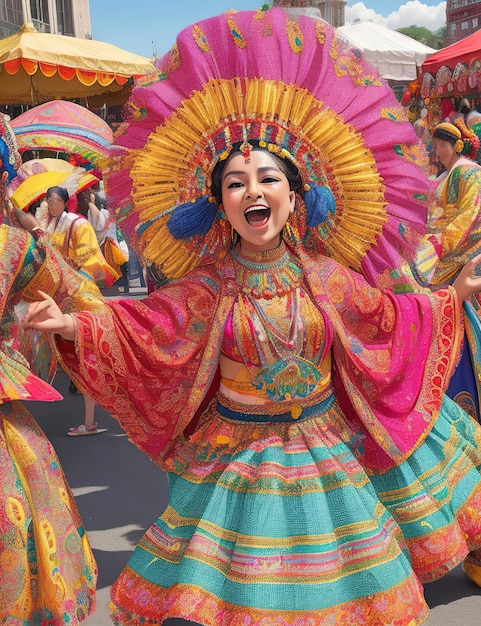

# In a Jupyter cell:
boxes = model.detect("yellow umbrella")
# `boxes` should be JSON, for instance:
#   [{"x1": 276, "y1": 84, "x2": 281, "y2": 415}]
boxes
[{"x1": 0, "y1": 23, "x2": 156, "y2": 105}]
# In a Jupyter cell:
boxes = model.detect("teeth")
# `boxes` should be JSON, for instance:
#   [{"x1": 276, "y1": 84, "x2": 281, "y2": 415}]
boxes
[
  {"x1": 244, "y1": 205, "x2": 270, "y2": 225},
  {"x1": 245, "y1": 206, "x2": 268, "y2": 214}
]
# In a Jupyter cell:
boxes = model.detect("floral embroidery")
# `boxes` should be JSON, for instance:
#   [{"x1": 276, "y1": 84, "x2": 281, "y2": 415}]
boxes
[
  {"x1": 192, "y1": 24, "x2": 209, "y2": 52},
  {"x1": 330, "y1": 35, "x2": 384, "y2": 87},
  {"x1": 227, "y1": 15, "x2": 246, "y2": 49},
  {"x1": 286, "y1": 17, "x2": 303, "y2": 54}
]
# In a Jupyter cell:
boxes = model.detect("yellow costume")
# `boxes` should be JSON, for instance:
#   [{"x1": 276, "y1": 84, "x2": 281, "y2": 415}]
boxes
[{"x1": 38, "y1": 209, "x2": 120, "y2": 287}]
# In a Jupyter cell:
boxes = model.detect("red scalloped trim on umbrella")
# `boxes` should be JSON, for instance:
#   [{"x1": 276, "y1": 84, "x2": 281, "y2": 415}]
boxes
[
  {"x1": 3, "y1": 58, "x2": 21, "y2": 74},
  {"x1": 76, "y1": 68, "x2": 98, "y2": 86},
  {"x1": 1, "y1": 59, "x2": 136, "y2": 88},
  {"x1": 21, "y1": 57, "x2": 37, "y2": 75},
  {"x1": 57, "y1": 65, "x2": 76, "y2": 81},
  {"x1": 39, "y1": 61, "x2": 58, "y2": 77},
  {"x1": 97, "y1": 72, "x2": 116, "y2": 87}
]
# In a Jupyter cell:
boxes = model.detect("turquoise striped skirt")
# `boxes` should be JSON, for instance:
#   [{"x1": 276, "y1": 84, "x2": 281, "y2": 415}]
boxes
[{"x1": 110, "y1": 392, "x2": 481, "y2": 625}]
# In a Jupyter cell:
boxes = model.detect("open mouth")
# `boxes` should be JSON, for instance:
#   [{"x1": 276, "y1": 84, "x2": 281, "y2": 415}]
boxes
[{"x1": 244, "y1": 205, "x2": 271, "y2": 226}]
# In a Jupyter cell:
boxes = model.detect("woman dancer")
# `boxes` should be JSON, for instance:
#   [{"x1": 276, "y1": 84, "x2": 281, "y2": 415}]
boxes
[
  {"x1": 38, "y1": 185, "x2": 119, "y2": 290},
  {"x1": 14, "y1": 8, "x2": 481, "y2": 625},
  {"x1": 415, "y1": 121, "x2": 481, "y2": 421},
  {"x1": 37, "y1": 184, "x2": 118, "y2": 435},
  {"x1": 0, "y1": 114, "x2": 97, "y2": 624}
]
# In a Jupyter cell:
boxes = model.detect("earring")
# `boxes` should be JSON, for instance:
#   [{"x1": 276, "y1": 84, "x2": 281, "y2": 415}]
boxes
[
  {"x1": 282, "y1": 215, "x2": 302, "y2": 248},
  {"x1": 231, "y1": 225, "x2": 238, "y2": 245}
]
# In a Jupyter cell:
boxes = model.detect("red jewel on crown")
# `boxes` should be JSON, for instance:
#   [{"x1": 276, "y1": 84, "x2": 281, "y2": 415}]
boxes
[{"x1": 239, "y1": 139, "x2": 253, "y2": 161}]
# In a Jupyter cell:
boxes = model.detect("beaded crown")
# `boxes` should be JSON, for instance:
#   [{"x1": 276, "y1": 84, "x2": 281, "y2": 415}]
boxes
[{"x1": 105, "y1": 7, "x2": 430, "y2": 284}]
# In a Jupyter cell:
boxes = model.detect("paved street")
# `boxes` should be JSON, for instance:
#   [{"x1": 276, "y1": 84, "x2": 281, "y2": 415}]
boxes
[{"x1": 30, "y1": 369, "x2": 481, "y2": 625}]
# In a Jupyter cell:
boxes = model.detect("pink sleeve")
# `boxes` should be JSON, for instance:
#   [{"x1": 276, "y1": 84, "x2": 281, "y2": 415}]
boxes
[
  {"x1": 56, "y1": 277, "x2": 221, "y2": 464},
  {"x1": 307, "y1": 258, "x2": 463, "y2": 470}
]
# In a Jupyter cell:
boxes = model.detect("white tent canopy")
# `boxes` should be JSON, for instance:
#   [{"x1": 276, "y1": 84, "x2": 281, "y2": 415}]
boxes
[{"x1": 336, "y1": 22, "x2": 435, "y2": 81}]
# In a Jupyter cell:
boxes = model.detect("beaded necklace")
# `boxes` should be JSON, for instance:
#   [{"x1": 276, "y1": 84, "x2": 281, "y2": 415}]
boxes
[
  {"x1": 231, "y1": 243, "x2": 324, "y2": 404},
  {"x1": 231, "y1": 243, "x2": 302, "y2": 299}
]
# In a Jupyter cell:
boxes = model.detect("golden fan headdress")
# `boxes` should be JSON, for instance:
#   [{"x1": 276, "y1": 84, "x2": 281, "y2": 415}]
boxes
[{"x1": 106, "y1": 7, "x2": 430, "y2": 285}]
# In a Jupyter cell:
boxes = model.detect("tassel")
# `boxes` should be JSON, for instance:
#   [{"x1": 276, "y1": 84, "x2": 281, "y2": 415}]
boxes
[
  {"x1": 304, "y1": 184, "x2": 336, "y2": 227},
  {"x1": 167, "y1": 196, "x2": 218, "y2": 240}
]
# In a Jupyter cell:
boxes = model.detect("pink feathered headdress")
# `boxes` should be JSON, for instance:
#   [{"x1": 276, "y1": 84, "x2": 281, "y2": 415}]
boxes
[{"x1": 106, "y1": 7, "x2": 430, "y2": 284}]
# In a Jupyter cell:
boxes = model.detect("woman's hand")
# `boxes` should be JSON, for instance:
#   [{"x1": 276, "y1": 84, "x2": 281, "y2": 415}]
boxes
[
  {"x1": 453, "y1": 253, "x2": 481, "y2": 301},
  {"x1": 13, "y1": 208, "x2": 40, "y2": 234},
  {"x1": 24, "y1": 290, "x2": 75, "y2": 341}
]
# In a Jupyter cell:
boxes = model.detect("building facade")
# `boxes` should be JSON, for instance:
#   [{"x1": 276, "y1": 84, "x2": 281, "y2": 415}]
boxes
[
  {"x1": 271, "y1": 1, "x2": 346, "y2": 27},
  {"x1": 445, "y1": 0, "x2": 481, "y2": 45},
  {"x1": 0, "y1": 0, "x2": 91, "y2": 40}
]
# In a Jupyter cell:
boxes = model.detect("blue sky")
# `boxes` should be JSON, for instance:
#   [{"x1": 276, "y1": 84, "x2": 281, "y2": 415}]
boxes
[{"x1": 89, "y1": 1, "x2": 447, "y2": 59}]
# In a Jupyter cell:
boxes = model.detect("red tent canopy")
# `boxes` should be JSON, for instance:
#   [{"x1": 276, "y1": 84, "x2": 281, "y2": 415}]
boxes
[
  {"x1": 421, "y1": 30, "x2": 481, "y2": 98},
  {"x1": 423, "y1": 29, "x2": 481, "y2": 74}
]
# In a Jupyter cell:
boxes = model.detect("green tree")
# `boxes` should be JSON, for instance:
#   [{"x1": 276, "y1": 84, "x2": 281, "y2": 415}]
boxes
[
  {"x1": 435, "y1": 25, "x2": 447, "y2": 45},
  {"x1": 397, "y1": 25, "x2": 445, "y2": 49}
]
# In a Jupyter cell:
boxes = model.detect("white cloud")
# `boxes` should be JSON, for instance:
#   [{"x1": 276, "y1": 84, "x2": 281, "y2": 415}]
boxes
[
  {"x1": 346, "y1": 1, "x2": 447, "y2": 31},
  {"x1": 345, "y1": 2, "x2": 384, "y2": 25}
]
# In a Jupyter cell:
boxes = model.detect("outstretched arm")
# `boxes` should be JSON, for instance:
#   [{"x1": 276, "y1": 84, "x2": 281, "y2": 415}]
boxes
[
  {"x1": 24, "y1": 290, "x2": 75, "y2": 341},
  {"x1": 452, "y1": 253, "x2": 481, "y2": 301}
]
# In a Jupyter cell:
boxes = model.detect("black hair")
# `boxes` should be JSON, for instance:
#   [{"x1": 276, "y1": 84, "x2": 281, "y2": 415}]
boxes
[
  {"x1": 46, "y1": 186, "x2": 69, "y2": 206},
  {"x1": 432, "y1": 128, "x2": 458, "y2": 145},
  {"x1": 210, "y1": 140, "x2": 303, "y2": 204}
]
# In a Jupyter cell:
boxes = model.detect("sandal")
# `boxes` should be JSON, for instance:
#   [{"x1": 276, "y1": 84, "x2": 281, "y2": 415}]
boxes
[
  {"x1": 464, "y1": 551, "x2": 481, "y2": 587},
  {"x1": 67, "y1": 422, "x2": 99, "y2": 437}
]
